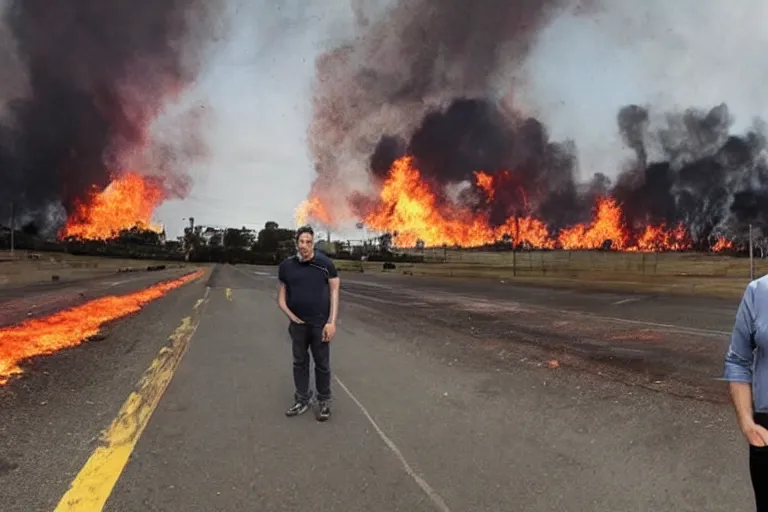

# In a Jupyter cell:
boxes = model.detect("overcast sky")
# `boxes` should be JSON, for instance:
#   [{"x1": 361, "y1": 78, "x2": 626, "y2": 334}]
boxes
[
  {"x1": 154, "y1": 0, "x2": 363, "y2": 238},
  {"x1": 151, "y1": 0, "x2": 768, "y2": 239}
]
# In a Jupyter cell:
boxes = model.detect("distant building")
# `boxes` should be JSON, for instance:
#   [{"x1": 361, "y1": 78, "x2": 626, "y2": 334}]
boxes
[
  {"x1": 200, "y1": 226, "x2": 225, "y2": 246},
  {"x1": 314, "y1": 239, "x2": 337, "y2": 256}
]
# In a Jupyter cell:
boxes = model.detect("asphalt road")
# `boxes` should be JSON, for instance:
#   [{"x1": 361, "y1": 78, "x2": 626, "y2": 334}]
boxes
[
  {"x1": 0, "y1": 267, "x2": 196, "y2": 328},
  {"x1": 0, "y1": 263, "x2": 756, "y2": 511}
]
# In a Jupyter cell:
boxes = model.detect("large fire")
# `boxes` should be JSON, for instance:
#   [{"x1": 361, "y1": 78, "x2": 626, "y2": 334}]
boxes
[
  {"x1": 297, "y1": 156, "x2": 727, "y2": 251},
  {"x1": 0, "y1": 270, "x2": 203, "y2": 385},
  {"x1": 60, "y1": 171, "x2": 165, "y2": 241}
]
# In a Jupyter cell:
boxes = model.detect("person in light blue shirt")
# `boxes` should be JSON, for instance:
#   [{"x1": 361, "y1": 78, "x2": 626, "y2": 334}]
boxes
[{"x1": 724, "y1": 276, "x2": 768, "y2": 511}]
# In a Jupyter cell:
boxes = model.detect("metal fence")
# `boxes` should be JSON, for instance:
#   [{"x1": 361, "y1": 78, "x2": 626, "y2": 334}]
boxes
[{"x1": 396, "y1": 248, "x2": 766, "y2": 279}]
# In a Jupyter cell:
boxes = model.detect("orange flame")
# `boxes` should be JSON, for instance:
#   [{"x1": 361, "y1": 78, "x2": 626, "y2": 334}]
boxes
[
  {"x1": 299, "y1": 156, "x2": 732, "y2": 252},
  {"x1": 712, "y1": 237, "x2": 734, "y2": 252},
  {"x1": 60, "y1": 171, "x2": 165, "y2": 240},
  {"x1": 558, "y1": 197, "x2": 630, "y2": 250},
  {"x1": 0, "y1": 270, "x2": 202, "y2": 385},
  {"x1": 634, "y1": 224, "x2": 691, "y2": 252},
  {"x1": 474, "y1": 171, "x2": 495, "y2": 201},
  {"x1": 364, "y1": 156, "x2": 504, "y2": 246},
  {"x1": 295, "y1": 196, "x2": 332, "y2": 227}
]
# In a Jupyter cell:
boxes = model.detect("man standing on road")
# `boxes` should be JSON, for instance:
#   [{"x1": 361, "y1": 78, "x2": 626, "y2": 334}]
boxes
[{"x1": 277, "y1": 225, "x2": 340, "y2": 422}]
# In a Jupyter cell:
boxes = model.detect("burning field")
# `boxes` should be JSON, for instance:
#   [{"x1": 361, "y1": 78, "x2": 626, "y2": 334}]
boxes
[
  {"x1": 298, "y1": 102, "x2": 745, "y2": 252},
  {"x1": 298, "y1": 1, "x2": 767, "y2": 253},
  {"x1": 306, "y1": 154, "x2": 699, "y2": 251},
  {"x1": 0, "y1": 0, "x2": 223, "y2": 241},
  {"x1": 59, "y1": 172, "x2": 166, "y2": 241},
  {"x1": 0, "y1": 269, "x2": 203, "y2": 385}
]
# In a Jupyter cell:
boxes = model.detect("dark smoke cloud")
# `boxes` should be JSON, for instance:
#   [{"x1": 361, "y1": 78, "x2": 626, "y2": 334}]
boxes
[
  {"x1": 394, "y1": 98, "x2": 581, "y2": 229},
  {"x1": 0, "y1": 0, "x2": 223, "y2": 234},
  {"x1": 306, "y1": 1, "x2": 768, "y2": 249},
  {"x1": 613, "y1": 103, "x2": 768, "y2": 246},
  {"x1": 306, "y1": 0, "x2": 567, "y2": 222},
  {"x1": 365, "y1": 96, "x2": 768, "y2": 248}
]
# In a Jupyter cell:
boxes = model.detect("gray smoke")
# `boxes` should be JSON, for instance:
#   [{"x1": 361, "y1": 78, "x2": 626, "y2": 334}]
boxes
[
  {"x1": 302, "y1": 0, "x2": 768, "y2": 250},
  {"x1": 306, "y1": 0, "x2": 567, "y2": 224}
]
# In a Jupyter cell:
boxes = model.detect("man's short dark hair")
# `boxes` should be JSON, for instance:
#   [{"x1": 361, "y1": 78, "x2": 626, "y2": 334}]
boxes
[{"x1": 296, "y1": 225, "x2": 314, "y2": 239}]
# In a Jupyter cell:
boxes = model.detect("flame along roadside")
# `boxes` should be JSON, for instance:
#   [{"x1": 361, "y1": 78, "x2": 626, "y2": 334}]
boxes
[{"x1": 53, "y1": 280, "x2": 211, "y2": 512}]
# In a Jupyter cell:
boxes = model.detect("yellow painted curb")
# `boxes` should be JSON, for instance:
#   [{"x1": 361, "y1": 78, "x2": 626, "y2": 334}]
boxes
[{"x1": 54, "y1": 286, "x2": 210, "y2": 511}]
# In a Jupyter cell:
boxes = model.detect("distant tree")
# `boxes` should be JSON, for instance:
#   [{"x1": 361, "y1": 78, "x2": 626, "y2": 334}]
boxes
[
  {"x1": 315, "y1": 239, "x2": 339, "y2": 256},
  {"x1": 379, "y1": 233, "x2": 393, "y2": 252},
  {"x1": 22, "y1": 221, "x2": 39, "y2": 236},
  {"x1": 224, "y1": 226, "x2": 255, "y2": 249},
  {"x1": 209, "y1": 232, "x2": 223, "y2": 247},
  {"x1": 116, "y1": 226, "x2": 161, "y2": 246},
  {"x1": 183, "y1": 226, "x2": 206, "y2": 260},
  {"x1": 254, "y1": 221, "x2": 295, "y2": 255},
  {"x1": 165, "y1": 240, "x2": 183, "y2": 252}
]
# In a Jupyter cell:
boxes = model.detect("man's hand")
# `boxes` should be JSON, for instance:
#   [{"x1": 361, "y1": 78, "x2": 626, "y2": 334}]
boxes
[
  {"x1": 322, "y1": 322, "x2": 336, "y2": 342},
  {"x1": 741, "y1": 420, "x2": 768, "y2": 447},
  {"x1": 278, "y1": 282, "x2": 304, "y2": 325}
]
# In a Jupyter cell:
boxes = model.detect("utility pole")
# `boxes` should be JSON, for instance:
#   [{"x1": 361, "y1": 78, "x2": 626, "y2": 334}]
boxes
[
  {"x1": 749, "y1": 223, "x2": 755, "y2": 280},
  {"x1": 9, "y1": 202, "x2": 14, "y2": 259},
  {"x1": 513, "y1": 213, "x2": 520, "y2": 277}
]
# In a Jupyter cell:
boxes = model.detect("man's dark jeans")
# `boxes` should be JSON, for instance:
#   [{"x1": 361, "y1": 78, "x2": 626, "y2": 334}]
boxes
[
  {"x1": 751, "y1": 413, "x2": 768, "y2": 511},
  {"x1": 289, "y1": 322, "x2": 331, "y2": 404}
]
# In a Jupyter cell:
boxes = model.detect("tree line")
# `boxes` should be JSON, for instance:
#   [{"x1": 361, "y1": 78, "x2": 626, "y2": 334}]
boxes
[{"x1": 0, "y1": 221, "x2": 301, "y2": 264}]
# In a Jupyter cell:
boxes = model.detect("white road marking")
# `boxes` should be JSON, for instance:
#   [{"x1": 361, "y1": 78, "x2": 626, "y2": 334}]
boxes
[
  {"x1": 582, "y1": 314, "x2": 730, "y2": 337},
  {"x1": 612, "y1": 297, "x2": 642, "y2": 306},
  {"x1": 342, "y1": 279, "x2": 394, "y2": 289},
  {"x1": 252, "y1": 271, "x2": 272, "y2": 276},
  {"x1": 104, "y1": 279, "x2": 130, "y2": 287},
  {"x1": 342, "y1": 289, "x2": 426, "y2": 306},
  {"x1": 415, "y1": 291, "x2": 731, "y2": 338},
  {"x1": 334, "y1": 375, "x2": 452, "y2": 512}
]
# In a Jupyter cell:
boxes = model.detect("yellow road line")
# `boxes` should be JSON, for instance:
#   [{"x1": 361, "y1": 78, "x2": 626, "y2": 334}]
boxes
[
  {"x1": 225, "y1": 288, "x2": 232, "y2": 301},
  {"x1": 54, "y1": 287, "x2": 210, "y2": 512}
]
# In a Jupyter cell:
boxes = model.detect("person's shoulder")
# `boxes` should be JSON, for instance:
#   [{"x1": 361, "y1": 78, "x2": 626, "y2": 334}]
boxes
[
  {"x1": 746, "y1": 274, "x2": 768, "y2": 297},
  {"x1": 314, "y1": 251, "x2": 336, "y2": 267},
  {"x1": 278, "y1": 255, "x2": 297, "y2": 274}
]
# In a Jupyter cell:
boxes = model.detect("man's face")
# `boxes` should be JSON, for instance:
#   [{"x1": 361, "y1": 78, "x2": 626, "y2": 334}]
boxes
[{"x1": 297, "y1": 232, "x2": 314, "y2": 259}]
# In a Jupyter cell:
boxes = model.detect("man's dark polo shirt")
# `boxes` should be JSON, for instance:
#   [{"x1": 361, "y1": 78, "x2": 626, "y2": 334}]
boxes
[{"x1": 278, "y1": 251, "x2": 338, "y2": 326}]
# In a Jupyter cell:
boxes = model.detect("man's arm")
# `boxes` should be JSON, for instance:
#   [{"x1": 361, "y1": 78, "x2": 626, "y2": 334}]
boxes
[
  {"x1": 277, "y1": 264, "x2": 303, "y2": 324},
  {"x1": 326, "y1": 259, "x2": 340, "y2": 325},
  {"x1": 724, "y1": 283, "x2": 767, "y2": 444},
  {"x1": 328, "y1": 276, "x2": 340, "y2": 325},
  {"x1": 277, "y1": 282, "x2": 303, "y2": 323},
  {"x1": 321, "y1": 260, "x2": 340, "y2": 342}
]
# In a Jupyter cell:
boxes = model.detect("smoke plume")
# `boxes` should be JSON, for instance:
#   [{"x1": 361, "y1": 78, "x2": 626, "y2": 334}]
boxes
[
  {"x1": 306, "y1": 0, "x2": 567, "y2": 223},
  {"x1": 612, "y1": 104, "x2": 768, "y2": 245},
  {"x1": 0, "y1": 0, "x2": 223, "y2": 234},
  {"x1": 304, "y1": 0, "x2": 768, "y2": 248}
]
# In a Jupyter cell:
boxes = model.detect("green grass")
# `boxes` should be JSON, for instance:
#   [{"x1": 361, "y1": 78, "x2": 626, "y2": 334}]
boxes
[{"x1": 334, "y1": 250, "x2": 761, "y2": 299}]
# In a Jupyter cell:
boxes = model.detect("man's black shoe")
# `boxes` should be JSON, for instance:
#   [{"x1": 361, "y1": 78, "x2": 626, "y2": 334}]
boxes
[
  {"x1": 316, "y1": 401, "x2": 331, "y2": 422},
  {"x1": 285, "y1": 401, "x2": 309, "y2": 417}
]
